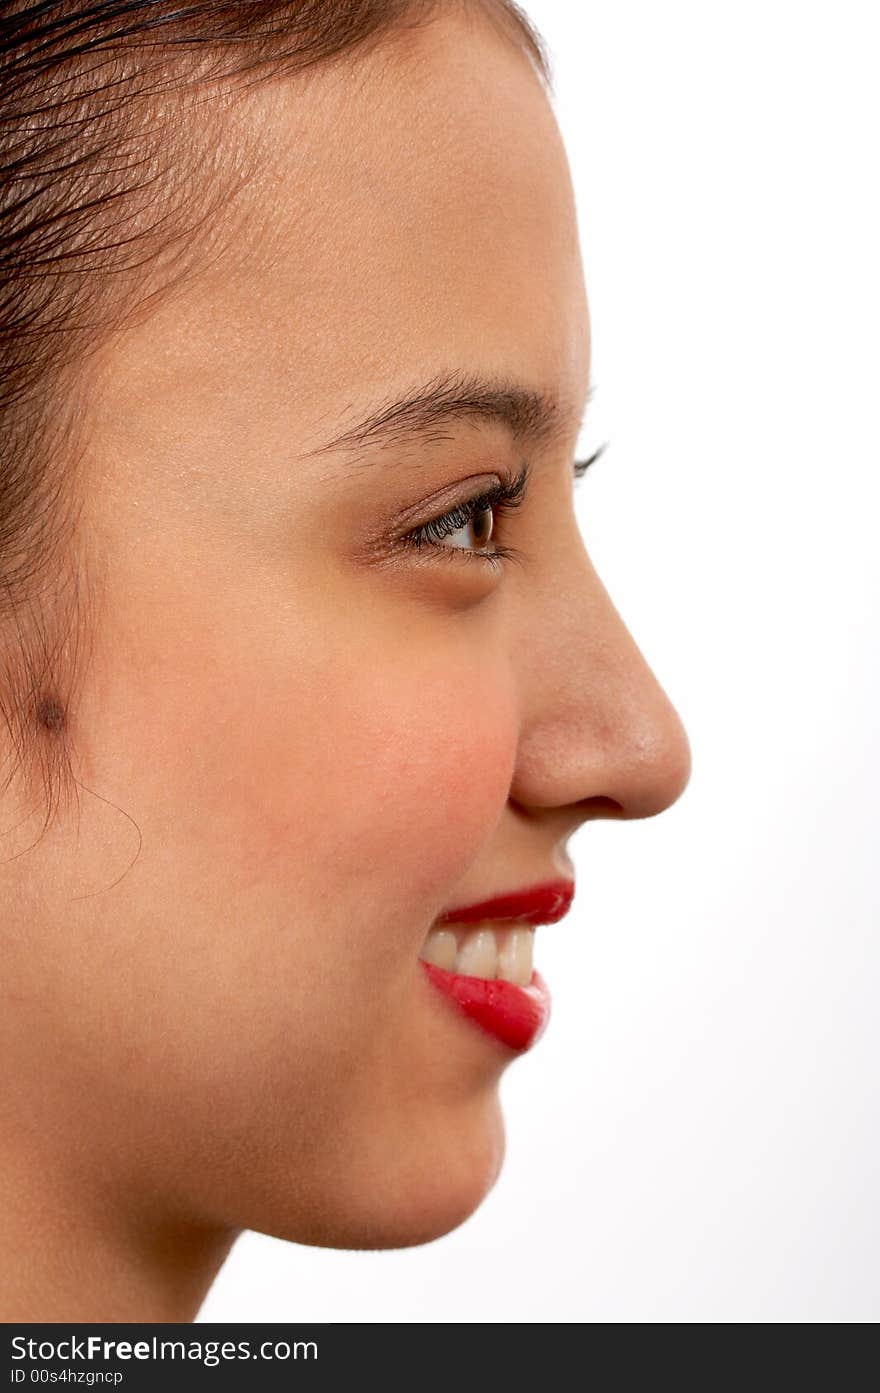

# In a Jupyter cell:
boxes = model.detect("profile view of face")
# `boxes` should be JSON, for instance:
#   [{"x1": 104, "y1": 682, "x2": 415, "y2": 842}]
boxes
[{"x1": 0, "y1": 4, "x2": 691, "y2": 1319}]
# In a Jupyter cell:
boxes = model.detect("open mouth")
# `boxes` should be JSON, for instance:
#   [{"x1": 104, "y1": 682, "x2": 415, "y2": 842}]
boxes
[
  {"x1": 418, "y1": 922, "x2": 549, "y2": 1052},
  {"x1": 417, "y1": 879, "x2": 572, "y2": 1052},
  {"x1": 418, "y1": 922, "x2": 534, "y2": 985}
]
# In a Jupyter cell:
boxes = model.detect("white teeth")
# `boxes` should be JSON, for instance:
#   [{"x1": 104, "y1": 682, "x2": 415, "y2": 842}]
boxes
[
  {"x1": 455, "y1": 929, "x2": 497, "y2": 979},
  {"x1": 419, "y1": 923, "x2": 535, "y2": 985},
  {"x1": 419, "y1": 929, "x2": 457, "y2": 970},
  {"x1": 497, "y1": 927, "x2": 534, "y2": 987}
]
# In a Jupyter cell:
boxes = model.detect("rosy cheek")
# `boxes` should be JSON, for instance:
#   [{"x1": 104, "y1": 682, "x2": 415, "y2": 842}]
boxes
[
  {"x1": 217, "y1": 652, "x2": 517, "y2": 918},
  {"x1": 109, "y1": 580, "x2": 517, "y2": 944},
  {"x1": 336, "y1": 667, "x2": 517, "y2": 905}
]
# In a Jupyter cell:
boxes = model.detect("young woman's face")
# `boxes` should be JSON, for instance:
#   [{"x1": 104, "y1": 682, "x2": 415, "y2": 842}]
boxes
[{"x1": 5, "y1": 8, "x2": 690, "y2": 1250}]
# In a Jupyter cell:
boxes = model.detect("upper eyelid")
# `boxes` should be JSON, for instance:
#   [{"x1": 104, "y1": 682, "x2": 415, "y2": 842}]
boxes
[
  {"x1": 408, "y1": 464, "x2": 529, "y2": 537},
  {"x1": 412, "y1": 446, "x2": 604, "y2": 535},
  {"x1": 394, "y1": 447, "x2": 606, "y2": 566}
]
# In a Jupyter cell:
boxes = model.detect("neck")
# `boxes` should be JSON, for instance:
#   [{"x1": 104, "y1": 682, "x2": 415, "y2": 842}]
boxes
[{"x1": 0, "y1": 1144, "x2": 238, "y2": 1322}]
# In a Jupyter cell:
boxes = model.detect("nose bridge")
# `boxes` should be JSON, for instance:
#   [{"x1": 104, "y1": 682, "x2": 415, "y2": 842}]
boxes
[{"x1": 511, "y1": 542, "x2": 692, "y2": 821}]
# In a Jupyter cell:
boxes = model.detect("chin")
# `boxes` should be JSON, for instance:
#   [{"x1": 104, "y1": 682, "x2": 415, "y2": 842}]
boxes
[
  {"x1": 353, "y1": 1112, "x2": 507, "y2": 1252},
  {"x1": 255, "y1": 1090, "x2": 507, "y2": 1252}
]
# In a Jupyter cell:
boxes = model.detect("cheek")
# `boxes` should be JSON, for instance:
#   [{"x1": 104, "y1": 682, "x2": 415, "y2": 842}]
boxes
[
  {"x1": 219, "y1": 641, "x2": 518, "y2": 921},
  {"x1": 100, "y1": 590, "x2": 518, "y2": 937},
  {"x1": 327, "y1": 658, "x2": 516, "y2": 905}
]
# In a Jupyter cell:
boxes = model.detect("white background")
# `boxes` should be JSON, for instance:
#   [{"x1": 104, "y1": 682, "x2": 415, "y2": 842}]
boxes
[{"x1": 200, "y1": 1, "x2": 879, "y2": 1321}]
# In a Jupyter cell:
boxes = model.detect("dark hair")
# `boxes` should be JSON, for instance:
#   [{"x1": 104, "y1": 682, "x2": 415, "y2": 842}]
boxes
[{"x1": 0, "y1": 0, "x2": 550, "y2": 842}]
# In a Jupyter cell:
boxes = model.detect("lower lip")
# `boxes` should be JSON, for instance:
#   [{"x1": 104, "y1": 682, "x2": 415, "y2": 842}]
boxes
[{"x1": 419, "y1": 961, "x2": 551, "y2": 1052}]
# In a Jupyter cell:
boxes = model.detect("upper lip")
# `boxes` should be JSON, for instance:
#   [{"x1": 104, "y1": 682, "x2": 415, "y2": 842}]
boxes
[{"x1": 434, "y1": 878, "x2": 575, "y2": 927}]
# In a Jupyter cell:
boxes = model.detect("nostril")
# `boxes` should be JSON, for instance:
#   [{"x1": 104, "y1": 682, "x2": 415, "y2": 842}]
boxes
[{"x1": 579, "y1": 795, "x2": 626, "y2": 819}]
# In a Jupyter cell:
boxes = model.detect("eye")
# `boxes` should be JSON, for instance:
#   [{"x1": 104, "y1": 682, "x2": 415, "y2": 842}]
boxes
[
  {"x1": 400, "y1": 464, "x2": 530, "y2": 570},
  {"x1": 399, "y1": 449, "x2": 605, "y2": 570}
]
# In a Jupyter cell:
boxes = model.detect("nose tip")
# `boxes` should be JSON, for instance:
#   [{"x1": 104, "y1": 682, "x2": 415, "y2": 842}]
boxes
[
  {"x1": 511, "y1": 641, "x2": 692, "y2": 825},
  {"x1": 607, "y1": 692, "x2": 692, "y2": 820},
  {"x1": 510, "y1": 547, "x2": 692, "y2": 827}
]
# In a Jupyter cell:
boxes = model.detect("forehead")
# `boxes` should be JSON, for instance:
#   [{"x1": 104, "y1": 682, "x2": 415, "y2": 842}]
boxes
[
  {"x1": 85, "y1": 7, "x2": 590, "y2": 469},
  {"x1": 199, "y1": 7, "x2": 590, "y2": 441}
]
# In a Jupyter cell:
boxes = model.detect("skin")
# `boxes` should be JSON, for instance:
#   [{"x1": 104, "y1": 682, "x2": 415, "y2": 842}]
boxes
[{"x1": 0, "y1": 7, "x2": 691, "y2": 1321}]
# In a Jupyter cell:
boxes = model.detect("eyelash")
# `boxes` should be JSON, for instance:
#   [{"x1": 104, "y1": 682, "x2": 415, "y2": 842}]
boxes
[{"x1": 401, "y1": 444, "x2": 607, "y2": 571}]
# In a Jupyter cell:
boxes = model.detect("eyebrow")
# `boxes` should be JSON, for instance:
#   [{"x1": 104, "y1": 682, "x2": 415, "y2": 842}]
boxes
[{"x1": 302, "y1": 368, "x2": 588, "y2": 462}]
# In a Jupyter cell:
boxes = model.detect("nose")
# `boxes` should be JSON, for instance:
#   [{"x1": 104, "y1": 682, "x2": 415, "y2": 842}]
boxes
[{"x1": 509, "y1": 538, "x2": 692, "y2": 824}]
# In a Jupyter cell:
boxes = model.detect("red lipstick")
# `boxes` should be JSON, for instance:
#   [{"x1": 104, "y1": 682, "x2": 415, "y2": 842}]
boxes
[
  {"x1": 435, "y1": 878, "x2": 575, "y2": 928},
  {"x1": 421, "y1": 962, "x2": 551, "y2": 1051},
  {"x1": 420, "y1": 878, "x2": 574, "y2": 1052}
]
